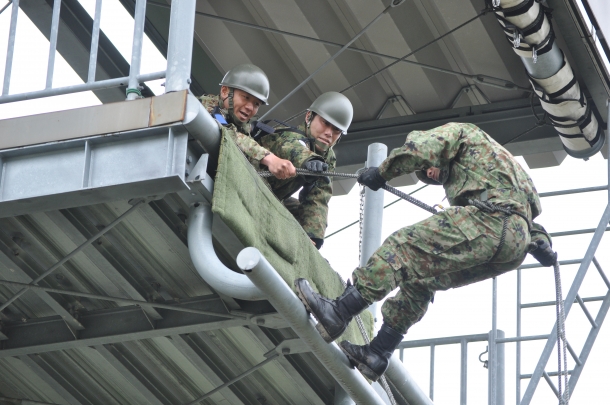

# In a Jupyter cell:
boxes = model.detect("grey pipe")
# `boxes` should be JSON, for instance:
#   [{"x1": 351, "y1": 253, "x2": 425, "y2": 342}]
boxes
[
  {"x1": 237, "y1": 247, "x2": 387, "y2": 405},
  {"x1": 165, "y1": 0, "x2": 197, "y2": 92},
  {"x1": 187, "y1": 204, "x2": 265, "y2": 301},
  {"x1": 360, "y1": 143, "x2": 388, "y2": 323},
  {"x1": 385, "y1": 356, "x2": 435, "y2": 405},
  {"x1": 183, "y1": 94, "x2": 222, "y2": 170}
]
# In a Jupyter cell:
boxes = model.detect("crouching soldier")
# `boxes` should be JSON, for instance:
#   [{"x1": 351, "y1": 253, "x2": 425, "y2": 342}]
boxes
[
  {"x1": 259, "y1": 92, "x2": 353, "y2": 249},
  {"x1": 295, "y1": 123, "x2": 557, "y2": 381},
  {"x1": 200, "y1": 64, "x2": 296, "y2": 179}
]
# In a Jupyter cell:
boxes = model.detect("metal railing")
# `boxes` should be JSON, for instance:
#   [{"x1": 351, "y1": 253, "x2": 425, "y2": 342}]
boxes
[{"x1": 0, "y1": 0, "x2": 174, "y2": 104}]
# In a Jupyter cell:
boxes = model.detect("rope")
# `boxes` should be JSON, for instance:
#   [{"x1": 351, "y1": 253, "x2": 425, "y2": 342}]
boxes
[
  {"x1": 554, "y1": 260, "x2": 570, "y2": 405},
  {"x1": 257, "y1": 169, "x2": 438, "y2": 214}
]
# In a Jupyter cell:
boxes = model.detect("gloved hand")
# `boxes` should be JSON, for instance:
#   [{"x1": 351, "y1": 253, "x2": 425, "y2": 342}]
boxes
[
  {"x1": 357, "y1": 167, "x2": 386, "y2": 191},
  {"x1": 303, "y1": 160, "x2": 328, "y2": 173},
  {"x1": 530, "y1": 239, "x2": 557, "y2": 267}
]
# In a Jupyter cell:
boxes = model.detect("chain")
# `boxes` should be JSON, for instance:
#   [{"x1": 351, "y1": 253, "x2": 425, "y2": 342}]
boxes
[{"x1": 358, "y1": 185, "x2": 365, "y2": 265}]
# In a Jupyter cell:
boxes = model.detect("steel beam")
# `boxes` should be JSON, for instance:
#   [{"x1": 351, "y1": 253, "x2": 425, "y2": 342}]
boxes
[
  {"x1": 335, "y1": 99, "x2": 559, "y2": 167},
  {"x1": 0, "y1": 296, "x2": 281, "y2": 358}
]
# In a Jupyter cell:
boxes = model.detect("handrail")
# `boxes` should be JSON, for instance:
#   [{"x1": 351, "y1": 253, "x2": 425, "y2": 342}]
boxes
[{"x1": 187, "y1": 204, "x2": 265, "y2": 301}]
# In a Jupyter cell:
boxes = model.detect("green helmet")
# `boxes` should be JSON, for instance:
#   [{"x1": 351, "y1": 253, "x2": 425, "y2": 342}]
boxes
[
  {"x1": 219, "y1": 64, "x2": 270, "y2": 105},
  {"x1": 308, "y1": 91, "x2": 353, "y2": 133}
]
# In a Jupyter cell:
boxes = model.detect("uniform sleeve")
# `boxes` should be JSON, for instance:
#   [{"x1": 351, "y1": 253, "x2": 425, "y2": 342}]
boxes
[
  {"x1": 223, "y1": 125, "x2": 271, "y2": 162},
  {"x1": 260, "y1": 132, "x2": 321, "y2": 167},
  {"x1": 297, "y1": 155, "x2": 335, "y2": 240},
  {"x1": 378, "y1": 123, "x2": 467, "y2": 181},
  {"x1": 530, "y1": 222, "x2": 552, "y2": 246}
]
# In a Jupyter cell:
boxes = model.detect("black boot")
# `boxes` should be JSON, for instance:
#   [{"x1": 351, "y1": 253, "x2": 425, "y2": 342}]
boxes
[
  {"x1": 339, "y1": 323, "x2": 404, "y2": 381},
  {"x1": 294, "y1": 278, "x2": 369, "y2": 343}
]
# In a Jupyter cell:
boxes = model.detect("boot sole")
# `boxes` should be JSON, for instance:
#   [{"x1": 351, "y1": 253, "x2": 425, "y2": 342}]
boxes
[
  {"x1": 294, "y1": 281, "x2": 334, "y2": 343},
  {"x1": 339, "y1": 344, "x2": 382, "y2": 382}
]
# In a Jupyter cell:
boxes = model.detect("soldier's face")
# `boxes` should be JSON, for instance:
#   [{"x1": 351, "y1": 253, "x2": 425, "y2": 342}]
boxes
[
  {"x1": 221, "y1": 86, "x2": 262, "y2": 122},
  {"x1": 427, "y1": 167, "x2": 440, "y2": 182},
  {"x1": 308, "y1": 113, "x2": 342, "y2": 152}
]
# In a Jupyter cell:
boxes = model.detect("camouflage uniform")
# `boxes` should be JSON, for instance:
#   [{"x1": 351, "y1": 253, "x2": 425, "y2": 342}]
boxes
[
  {"x1": 353, "y1": 122, "x2": 547, "y2": 334},
  {"x1": 260, "y1": 125, "x2": 336, "y2": 242},
  {"x1": 199, "y1": 94, "x2": 270, "y2": 168}
]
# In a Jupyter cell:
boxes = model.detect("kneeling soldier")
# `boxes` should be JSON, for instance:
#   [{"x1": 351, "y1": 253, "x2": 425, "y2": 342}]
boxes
[{"x1": 260, "y1": 92, "x2": 353, "y2": 249}]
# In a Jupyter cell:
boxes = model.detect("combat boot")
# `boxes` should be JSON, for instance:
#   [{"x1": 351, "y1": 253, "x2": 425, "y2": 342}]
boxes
[
  {"x1": 339, "y1": 323, "x2": 403, "y2": 381},
  {"x1": 294, "y1": 278, "x2": 369, "y2": 343}
]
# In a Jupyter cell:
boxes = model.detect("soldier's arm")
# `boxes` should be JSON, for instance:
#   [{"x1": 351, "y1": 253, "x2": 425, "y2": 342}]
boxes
[
  {"x1": 261, "y1": 131, "x2": 323, "y2": 168},
  {"x1": 378, "y1": 123, "x2": 467, "y2": 181},
  {"x1": 226, "y1": 127, "x2": 296, "y2": 178}
]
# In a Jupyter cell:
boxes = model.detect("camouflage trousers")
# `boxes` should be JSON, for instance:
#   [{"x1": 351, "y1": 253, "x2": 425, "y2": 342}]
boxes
[{"x1": 353, "y1": 205, "x2": 530, "y2": 334}]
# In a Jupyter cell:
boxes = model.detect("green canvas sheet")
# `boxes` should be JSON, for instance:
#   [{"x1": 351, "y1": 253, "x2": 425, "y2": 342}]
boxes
[{"x1": 212, "y1": 133, "x2": 373, "y2": 345}]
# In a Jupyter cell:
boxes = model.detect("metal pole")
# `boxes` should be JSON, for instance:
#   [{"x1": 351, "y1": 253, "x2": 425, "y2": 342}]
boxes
[
  {"x1": 360, "y1": 143, "x2": 388, "y2": 323},
  {"x1": 164, "y1": 0, "x2": 196, "y2": 92},
  {"x1": 496, "y1": 329, "x2": 505, "y2": 405},
  {"x1": 521, "y1": 203, "x2": 610, "y2": 405},
  {"x1": 237, "y1": 247, "x2": 387, "y2": 405},
  {"x1": 430, "y1": 344, "x2": 435, "y2": 400},
  {"x1": 517, "y1": 269, "x2": 522, "y2": 405},
  {"x1": 45, "y1": 0, "x2": 61, "y2": 89},
  {"x1": 2, "y1": 0, "x2": 19, "y2": 95},
  {"x1": 0, "y1": 201, "x2": 144, "y2": 311},
  {"x1": 258, "y1": 5, "x2": 392, "y2": 121},
  {"x1": 126, "y1": 0, "x2": 147, "y2": 100},
  {"x1": 334, "y1": 383, "x2": 356, "y2": 405},
  {"x1": 87, "y1": 0, "x2": 103, "y2": 83},
  {"x1": 460, "y1": 338, "x2": 467, "y2": 405},
  {"x1": 489, "y1": 277, "x2": 498, "y2": 405},
  {"x1": 0, "y1": 71, "x2": 165, "y2": 104}
]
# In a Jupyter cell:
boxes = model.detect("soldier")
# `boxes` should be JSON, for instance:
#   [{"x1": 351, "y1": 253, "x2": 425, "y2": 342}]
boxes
[
  {"x1": 259, "y1": 92, "x2": 353, "y2": 249},
  {"x1": 200, "y1": 64, "x2": 296, "y2": 179},
  {"x1": 295, "y1": 123, "x2": 557, "y2": 381}
]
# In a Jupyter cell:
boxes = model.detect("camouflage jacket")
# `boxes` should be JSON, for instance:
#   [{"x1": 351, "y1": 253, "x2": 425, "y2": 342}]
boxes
[
  {"x1": 260, "y1": 125, "x2": 336, "y2": 240},
  {"x1": 378, "y1": 123, "x2": 543, "y2": 224},
  {"x1": 199, "y1": 94, "x2": 270, "y2": 166}
]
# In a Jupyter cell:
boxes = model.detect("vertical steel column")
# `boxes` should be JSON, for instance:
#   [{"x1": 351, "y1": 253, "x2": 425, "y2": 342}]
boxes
[
  {"x1": 45, "y1": 0, "x2": 61, "y2": 89},
  {"x1": 165, "y1": 0, "x2": 196, "y2": 92},
  {"x1": 489, "y1": 278, "x2": 498, "y2": 405},
  {"x1": 2, "y1": 0, "x2": 19, "y2": 95},
  {"x1": 430, "y1": 344, "x2": 435, "y2": 400},
  {"x1": 87, "y1": 0, "x2": 103, "y2": 83},
  {"x1": 496, "y1": 330, "x2": 505, "y2": 405},
  {"x1": 360, "y1": 143, "x2": 387, "y2": 322},
  {"x1": 516, "y1": 269, "x2": 522, "y2": 405},
  {"x1": 126, "y1": 0, "x2": 147, "y2": 100},
  {"x1": 460, "y1": 338, "x2": 467, "y2": 405}
]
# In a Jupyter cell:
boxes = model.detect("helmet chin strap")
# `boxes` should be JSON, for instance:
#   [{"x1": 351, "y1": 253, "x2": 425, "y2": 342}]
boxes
[{"x1": 222, "y1": 88, "x2": 241, "y2": 125}]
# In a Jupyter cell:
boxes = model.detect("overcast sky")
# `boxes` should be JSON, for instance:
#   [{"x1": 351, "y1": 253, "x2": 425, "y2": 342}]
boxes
[{"x1": 1, "y1": 1, "x2": 609, "y2": 404}]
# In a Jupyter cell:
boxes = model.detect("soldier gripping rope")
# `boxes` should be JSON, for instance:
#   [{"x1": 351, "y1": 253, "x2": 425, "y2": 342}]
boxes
[
  {"x1": 257, "y1": 92, "x2": 353, "y2": 249},
  {"x1": 199, "y1": 64, "x2": 296, "y2": 180},
  {"x1": 295, "y1": 122, "x2": 558, "y2": 382}
]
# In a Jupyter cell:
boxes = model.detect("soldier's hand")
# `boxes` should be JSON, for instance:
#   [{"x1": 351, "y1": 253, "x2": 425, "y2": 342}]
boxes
[
  {"x1": 262, "y1": 154, "x2": 296, "y2": 180},
  {"x1": 530, "y1": 239, "x2": 557, "y2": 267},
  {"x1": 303, "y1": 160, "x2": 328, "y2": 173},
  {"x1": 357, "y1": 167, "x2": 386, "y2": 191}
]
